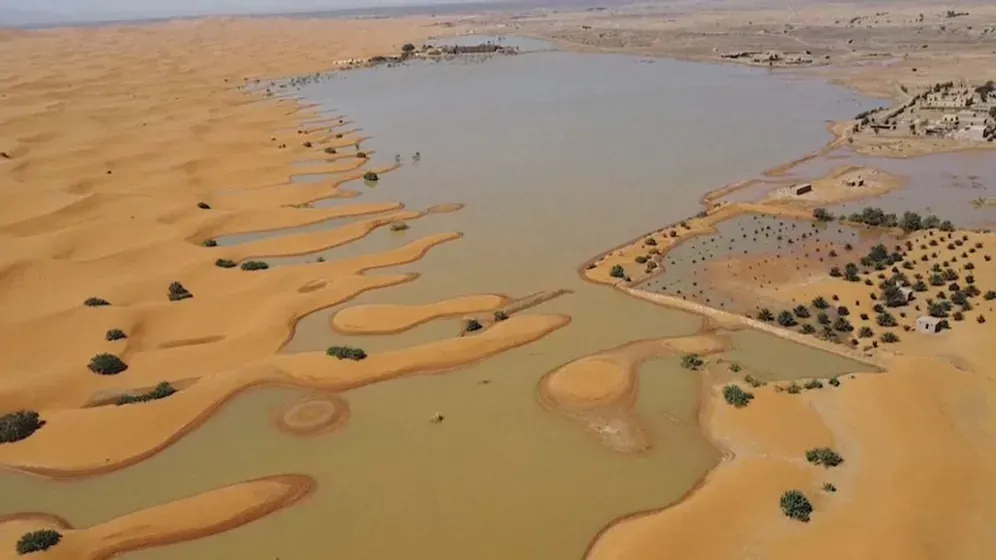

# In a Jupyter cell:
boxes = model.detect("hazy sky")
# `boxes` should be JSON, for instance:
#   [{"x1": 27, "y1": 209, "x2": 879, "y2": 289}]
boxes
[{"x1": 0, "y1": 0, "x2": 479, "y2": 20}]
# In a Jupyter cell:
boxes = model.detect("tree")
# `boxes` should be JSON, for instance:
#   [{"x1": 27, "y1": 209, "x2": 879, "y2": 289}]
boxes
[
  {"x1": 780, "y1": 490, "x2": 813, "y2": 522},
  {"x1": 844, "y1": 263, "x2": 860, "y2": 282},
  {"x1": 929, "y1": 301, "x2": 949, "y2": 318},
  {"x1": 882, "y1": 284, "x2": 908, "y2": 307},
  {"x1": 609, "y1": 265, "x2": 625, "y2": 279},
  {"x1": 116, "y1": 382, "x2": 177, "y2": 406},
  {"x1": 900, "y1": 211, "x2": 922, "y2": 232},
  {"x1": 793, "y1": 305, "x2": 811, "y2": 318},
  {"x1": 757, "y1": 308, "x2": 774, "y2": 322},
  {"x1": 812, "y1": 296, "x2": 829, "y2": 309},
  {"x1": 813, "y1": 208, "x2": 834, "y2": 222},
  {"x1": 0, "y1": 410, "x2": 43, "y2": 444},
  {"x1": 805, "y1": 447, "x2": 844, "y2": 467},
  {"x1": 777, "y1": 310, "x2": 797, "y2": 327},
  {"x1": 88, "y1": 353, "x2": 128, "y2": 375},
  {"x1": 722, "y1": 385, "x2": 754, "y2": 407},
  {"x1": 15, "y1": 530, "x2": 61, "y2": 555}
]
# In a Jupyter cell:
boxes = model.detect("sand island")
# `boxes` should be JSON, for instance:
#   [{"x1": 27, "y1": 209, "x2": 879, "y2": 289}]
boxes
[{"x1": 2, "y1": 1, "x2": 996, "y2": 559}]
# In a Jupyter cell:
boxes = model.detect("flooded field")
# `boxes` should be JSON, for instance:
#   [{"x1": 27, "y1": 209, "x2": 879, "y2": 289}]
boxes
[{"x1": 0, "y1": 38, "x2": 884, "y2": 559}]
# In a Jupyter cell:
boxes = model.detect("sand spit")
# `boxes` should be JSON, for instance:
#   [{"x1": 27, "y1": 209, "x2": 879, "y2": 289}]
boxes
[
  {"x1": 0, "y1": 313, "x2": 569, "y2": 477},
  {"x1": 539, "y1": 333, "x2": 729, "y2": 453},
  {"x1": 332, "y1": 294, "x2": 509, "y2": 334},
  {"x1": 274, "y1": 394, "x2": 350, "y2": 436},
  {"x1": 0, "y1": 475, "x2": 315, "y2": 560},
  {"x1": 586, "y1": 354, "x2": 996, "y2": 560}
]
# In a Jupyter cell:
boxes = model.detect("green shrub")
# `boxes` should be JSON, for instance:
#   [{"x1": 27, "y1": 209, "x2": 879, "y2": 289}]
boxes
[
  {"x1": 881, "y1": 332, "x2": 900, "y2": 343},
  {"x1": 786, "y1": 382, "x2": 802, "y2": 394},
  {"x1": 202, "y1": 239, "x2": 218, "y2": 247},
  {"x1": 780, "y1": 490, "x2": 813, "y2": 522},
  {"x1": 635, "y1": 255, "x2": 648, "y2": 264},
  {"x1": 324, "y1": 147, "x2": 337, "y2": 154},
  {"x1": 88, "y1": 353, "x2": 128, "y2": 375},
  {"x1": 793, "y1": 305, "x2": 811, "y2": 318},
  {"x1": 609, "y1": 265, "x2": 625, "y2": 279},
  {"x1": 326, "y1": 346, "x2": 367, "y2": 360},
  {"x1": 777, "y1": 310, "x2": 797, "y2": 327},
  {"x1": 0, "y1": 410, "x2": 43, "y2": 444},
  {"x1": 722, "y1": 385, "x2": 754, "y2": 408},
  {"x1": 493, "y1": 311, "x2": 508, "y2": 322},
  {"x1": 823, "y1": 482, "x2": 837, "y2": 493},
  {"x1": 804, "y1": 379, "x2": 824, "y2": 390},
  {"x1": 756, "y1": 308, "x2": 774, "y2": 322},
  {"x1": 465, "y1": 319, "x2": 483, "y2": 332},
  {"x1": 645, "y1": 237, "x2": 657, "y2": 246},
  {"x1": 813, "y1": 208, "x2": 834, "y2": 222},
  {"x1": 801, "y1": 324, "x2": 816, "y2": 334},
  {"x1": 215, "y1": 258, "x2": 237, "y2": 268},
  {"x1": 828, "y1": 376, "x2": 840, "y2": 387},
  {"x1": 15, "y1": 529, "x2": 61, "y2": 555},
  {"x1": 729, "y1": 362, "x2": 742, "y2": 373},
  {"x1": 356, "y1": 151, "x2": 368, "y2": 159},
  {"x1": 876, "y1": 312, "x2": 897, "y2": 327},
  {"x1": 402, "y1": 42, "x2": 416, "y2": 53},
  {"x1": 806, "y1": 447, "x2": 844, "y2": 467},
  {"x1": 681, "y1": 354, "x2": 704, "y2": 370},
  {"x1": 240, "y1": 260, "x2": 269, "y2": 271},
  {"x1": 168, "y1": 282, "x2": 193, "y2": 302},
  {"x1": 744, "y1": 374, "x2": 764, "y2": 388},
  {"x1": 363, "y1": 171, "x2": 379, "y2": 182},
  {"x1": 84, "y1": 297, "x2": 111, "y2": 307},
  {"x1": 116, "y1": 382, "x2": 177, "y2": 406},
  {"x1": 105, "y1": 328, "x2": 126, "y2": 341}
]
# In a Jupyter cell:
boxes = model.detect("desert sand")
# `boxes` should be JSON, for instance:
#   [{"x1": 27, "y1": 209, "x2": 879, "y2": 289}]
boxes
[{"x1": 0, "y1": 14, "x2": 581, "y2": 555}]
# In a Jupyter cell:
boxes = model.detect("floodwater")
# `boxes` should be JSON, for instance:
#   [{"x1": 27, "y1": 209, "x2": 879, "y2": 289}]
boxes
[{"x1": 0, "y1": 39, "x2": 879, "y2": 559}]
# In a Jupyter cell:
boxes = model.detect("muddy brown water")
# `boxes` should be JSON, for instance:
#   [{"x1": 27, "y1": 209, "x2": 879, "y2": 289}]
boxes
[{"x1": 0, "y1": 38, "x2": 878, "y2": 559}]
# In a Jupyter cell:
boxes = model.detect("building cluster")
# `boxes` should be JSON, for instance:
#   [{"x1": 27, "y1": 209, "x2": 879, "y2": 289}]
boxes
[{"x1": 854, "y1": 81, "x2": 996, "y2": 143}]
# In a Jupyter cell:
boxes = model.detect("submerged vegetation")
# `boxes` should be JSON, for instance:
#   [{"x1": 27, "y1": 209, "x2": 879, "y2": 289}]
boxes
[{"x1": 116, "y1": 382, "x2": 177, "y2": 406}]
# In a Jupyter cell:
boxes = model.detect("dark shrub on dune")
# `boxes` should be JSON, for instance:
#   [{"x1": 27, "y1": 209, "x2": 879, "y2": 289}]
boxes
[
  {"x1": 722, "y1": 385, "x2": 754, "y2": 408},
  {"x1": 363, "y1": 171, "x2": 379, "y2": 182},
  {"x1": 780, "y1": 490, "x2": 813, "y2": 522},
  {"x1": 202, "y1": 239, "x2": 218, "y2": 247},
  {"x1": 105, "y1": 328, "x2": 126, "y2": 341},
  {"x1": 168, "y1": 282, "x2": 193, "y2": 301},
  {"x1": 0, "y1": 410, "x2": 43, "y2": 444},
  {"x1": 15, "y1": 529, "x2": 61, "y2": 555},
  {"x1": 327, "y1": 346, "x2": 367, "y2": 360},
  {"x1": 609, "y1": 265, "x2": 625, "y2": 279},
  {"x1": 88, "y1": 353, "x2": 128, "y2": 375},
  {"x1": 240, "y1": 261, "x2": 269, "y2": 271},
  {"x1": 324, "y1": 147, "x2": 337, "y2": 154},
  {"x1": 881, "y1": 332, "x2": 900, "y2": 343},
  {"x1": 465, "y1": 319, "x2": 483, "y2": 333},
  {"x1": 806, "y1": 447, "x2": 843, "y2": 467},
  {"x1": 197, "y1": 201, "x2": 211, "y2": 210},
  {"x1": 84, "y1": 297, "x2": 111, "y2": 307},
  {"x1": 756, "y1": 308, "x2": 774, "y2": 322},
  {"x1": 681, "y1": 354, "x2": 704, "y2": 370},
  {"x1": 494, "y1": 311, "x2": 508, "y2": 322},
  {"x1": 777, "y1": 311, "x2": 797, "y2": 327},
  {"x1": 116, "y1": 382, "x2": 177, "y2": 406},
  {"x1": 215, "y1": 259, "x2": 237, "y2": 268},
  {"x1": 356, "y1": 152, "x2": 368, "y2": 159}
]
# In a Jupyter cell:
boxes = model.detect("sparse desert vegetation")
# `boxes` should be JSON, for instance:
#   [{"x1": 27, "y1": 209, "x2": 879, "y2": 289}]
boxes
[
  {"x1": 88, "y1": 353, "x2": 128, "y2": 375},
  {"x1": 116, "y1": 382, "x2": 178, "y2": 405},
  {"x1": 722, "y1": 384, "x2": 754, "y2": 407},
  {"x1": 15, "y1": 529, "x2": 62, "y2": 555},
  {"x1": 105, "y1": 328, "x2": 127, "y2": 341},
  {"x1": 240, "y1": 260, "x2": 270, "y2": 271},
  {"x1": 168, "y1": 281, "x2": 193, "y2": 301},
  {"x1": 326, "y1": 346, "x2": 367, "y2": 360},
  {"x1": 0, "y1": 410, "x2": 44, "y2": 444},
  {"x1": 780, "y1": 490, "x2": 813, "y2": 522}
]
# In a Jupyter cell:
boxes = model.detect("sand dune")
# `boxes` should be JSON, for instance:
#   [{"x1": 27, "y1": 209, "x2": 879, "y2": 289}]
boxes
[{"x1": 0, "y1": 475, "x2": 314, "y2": 560}]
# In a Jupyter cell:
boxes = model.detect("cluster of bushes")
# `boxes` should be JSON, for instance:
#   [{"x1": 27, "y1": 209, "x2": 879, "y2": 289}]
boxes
[
  {"x1": 327, "y1": 346, "x2": 367, "y2": 360},
  {"x1": 845, "y1": 207, "x2": 953, "y2": 232},
  {"x1": 240, "y1": 261, "x2": 269, "y2": 271},
  {"x1": 105, "y1": 328, "x2": 127, "y2": 341},
  {"x1": 168, "y1": 282, "x2": 193, "y2": 302},
  {"x1": 0, "y1": 410, "x2": 43, "y2": 444},
  {"x1": 88, "y1": 353, "x2": 128, "y2": 375},
  {"x1": 15, "y1": 529, "x2": 62, "y2": 555},
  {"x1": 722, "y1": 385, "x2": 754, "y2": 408},
  {"x1": 812, "y1": 208, "x2": 834, "y2": 222},
  {"x1": 680, "y1": 354, "x2": 704, "y2": 371},
  {"x1": 780, "y1": 490, "x2": 813, "y2": 522},
  {"x1": 116, "y1": 382, "x2": 177, "y2": 406},
  {"x1": 805, "y1": 447, "x2": 844, "y2": 467},
  {"x1": 84, "y1": 297, "x2": 111, "y2": 307}
]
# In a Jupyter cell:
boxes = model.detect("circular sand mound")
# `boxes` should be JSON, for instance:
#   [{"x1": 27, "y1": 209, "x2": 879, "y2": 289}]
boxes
[{"x1": 274, "y1": 396, "x2": 349, "y2": 436}]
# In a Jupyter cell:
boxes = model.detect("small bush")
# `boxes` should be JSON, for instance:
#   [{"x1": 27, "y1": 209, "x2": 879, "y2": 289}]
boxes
[
  {"x1": 202, "y1": 239, "x2": 218, "y2": 247},
  {"x1": 881, "y1": 332, "x2": 900, "y2": 343},
  {"x1": 823, "y1": 482, "x2": 837, "y2": 493},
  {"x1": 493, "y1": 310, "x2": 508, "y2": 322},
  {"x1": 240, "y1": 260, "x2": 269, "y2": 271},
  {"x1": 793, "y1": 305, "x2": 811, "y2": 318},
  {"x1": 786, "y1": 382, "x2": 802, "y2": 394},
  {"x1": 744, "y1": 374, "x2": 765, "y2": 388},
  {"x1": 645, "y1": 237, "x2": 657, "y2": 246},
  {"x1": 609, "y1": 265, "x2": 625, "y2": 279},
  {"x1": 84, "y1": 297, "x2": 111, "y2": 307},
  {"x1": 858, "y1": 326, "x2": 874, "y2": 338},
  {"x1": 804, "y1": 379, "x2": 824, "y2": 390},
  {"x1": 356, "y1": 151, "x2": 368, "y2": 159},
  {"x1": 953, "y1": 311, "x2": 964, "y2": 321},
  {"x1": 780, "y1": 490, "x2": 813, "y2": 522},
  {"x1": 465, "y1": 319, "x2": 483, "y2": 332},
  {"x1": 681, "y1": 354, "x2": 704, "y2": 370},
  {"x1": 105, "y1": 328, "x2": 126, "y2": 341},
  {"x1": 729, "y1": 362, "x2": 742, "y2": 373},
  {"x1": 756, "y1": 308, "x2": 775, "y2": 322},
  {"x1": 635, "y1": 256, "x2": 648, "y2": 264},
  {"x1": 777, "y1": 311, "x2": 797, "y2": 327},
  {"x1": 722, "y1": 385, "x2": 754, "y2": 408},
  {"x1": 324, "y1": 147, "x2": 337, "y2": 154},
  {"x1": 390, "y1": 222, "x2": 409, "y2": 231},
  {"x1": 116, "y1": 382, "x2": 177, "y2": 406},
  {"x1": 0, "y1": 410, "x2": 43, "y2": 444},
  {"x1": 15, "y1": 529, "x2": 61, "y2": 555},
  {"x1": 828, "y1": 376, "x2": 840, "y2": 387},
  {"x1": 168, "y1": 282, "x2": 193, "y2": 302},
  {"x1": 806, "y1": 447, "x2": 844, "y2": 467},
  {"x1": 801, "y1": 323, "x2": 816, "y2": 334},
  {"x1": 197, "y1": 201, "x2": 211, "y2": 210},
  {"x1": 88, "y1": 353, "x2": 128, "y2": 375},
  {"x1": 215, "y1": 258, "x2": 237, "y2": 268},
  {"x1": 363, "y1": 171, "x2": 379, "y2": 182},
  {"x1": 326, "y1": 346, "x2": 367, "y2": 360}
]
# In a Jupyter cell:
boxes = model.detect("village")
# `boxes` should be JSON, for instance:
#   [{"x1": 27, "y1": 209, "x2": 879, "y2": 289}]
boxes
[{"x1": 852, "y1": 80, "x2": 996, "y2": 143}]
